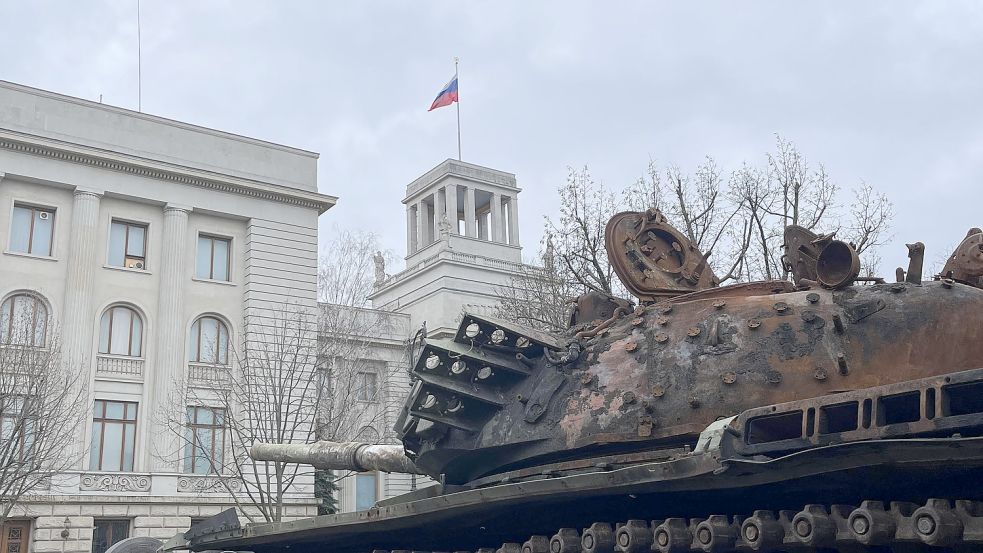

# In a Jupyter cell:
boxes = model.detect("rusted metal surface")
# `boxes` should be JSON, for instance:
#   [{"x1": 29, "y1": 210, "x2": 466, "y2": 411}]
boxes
[
  {"x1": 249, "y1": 441, "x2": 425, "y2": 474},
  {"x1": 223, "y1": 210, "x2": 983, "y2": 553},
  {"x1": 387, "y1": 211, "x2": 983, "y2": 484},
  {"x1": 604, "y1": 209, "x2": 718, "y2": 301},
  {"x1": 941, "y1": 228, "x2": 983, "y2": 287}
]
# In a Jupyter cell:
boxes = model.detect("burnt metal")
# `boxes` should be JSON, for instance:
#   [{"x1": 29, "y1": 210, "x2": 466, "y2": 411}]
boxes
[
  {"x1": 232, "y1": 211, "x2": 983, "y2": 553},
  {"x1": 906, "y1": 242, "x2": 925, "y2": 284},
  {"x1": 816, "y1": 240, "x2": 861, "y2": 289},
  {"x1": 605, "y1": 209, "x2": 718, "y2": 301},
  {"x1": 941, "y1": 228, "x2": 983, "y2": 288}
]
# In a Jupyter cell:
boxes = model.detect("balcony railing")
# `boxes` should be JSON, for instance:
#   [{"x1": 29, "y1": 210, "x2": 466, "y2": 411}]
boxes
[
  {"x1": 95, "y1": 354, "x2": 144, "y2": 380},
  {"x1": 188, "y1": 362, "x2": 232, "y2": 388}
]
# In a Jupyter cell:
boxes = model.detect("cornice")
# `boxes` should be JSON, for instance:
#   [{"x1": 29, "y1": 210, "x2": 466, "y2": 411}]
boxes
[{"x1": 0, "y1": 131, "x2": 337, "y2": 214}]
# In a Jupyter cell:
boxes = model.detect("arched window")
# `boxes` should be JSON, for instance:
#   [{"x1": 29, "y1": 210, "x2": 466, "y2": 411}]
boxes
[
  {"x1": 98, "y1": 306, "x2": 143, "y2": 357},
  {"x1": 0, "y1": 294, "x2": 48, "y2": 347},
  {"x1": 188, "y1": 316, "x2": 229, "y2": 365}
]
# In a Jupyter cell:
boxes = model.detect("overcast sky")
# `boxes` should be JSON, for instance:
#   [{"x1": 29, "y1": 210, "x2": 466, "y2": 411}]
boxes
[{"x1": 2, "y1": 1, "x2": 982, "y2": 275}]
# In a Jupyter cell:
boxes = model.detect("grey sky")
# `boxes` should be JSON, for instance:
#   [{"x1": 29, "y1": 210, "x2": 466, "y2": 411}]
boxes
[{"x1": 3, "y1": 1, "x2": 982, "y2": 275}]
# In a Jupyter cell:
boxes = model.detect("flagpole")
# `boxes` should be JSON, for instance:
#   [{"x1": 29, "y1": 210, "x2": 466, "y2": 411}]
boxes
[{"x1": 455, "y1": 57, "x2": 461, "y2": 161}]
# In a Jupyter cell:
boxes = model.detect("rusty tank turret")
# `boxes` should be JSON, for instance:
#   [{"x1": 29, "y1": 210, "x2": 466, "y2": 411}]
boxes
[{"x1": 180, "y1": 211, "x2": 983, "y2": 553}]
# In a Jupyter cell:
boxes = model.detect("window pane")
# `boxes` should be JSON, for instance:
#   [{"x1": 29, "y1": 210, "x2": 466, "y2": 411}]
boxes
[
  {"x1": 196, "y1": 236, "x2": 211, "y2": 278},
  {"x1": 33, "y1": 300, "x2": 47, "y2": 346},
  {"x1": 218, "y1": 323, "x2": 229, "y2": 365},
  {"x1": 32, "y1": 209, "x2": 53, "y2": 255},
  {"x1": 213, "y1": 239, "x2": 230, "y2": 281},
  {"x1": 9, "y1": 206, "x2": 31, "y2": 253},
  {"x1": 0, "y1": 298, "x2": 11, "y2": 343},
  {"x1": 201, "y1": 318, "x2": 218, "y2": 363},
  {"x1": 122, "y1": 424, "x2": 135, "y2": 471},
  {"x1": 355, "y1": 473, "x2": 377, "y2": 511},
  {"x1": 100, "y1": 422, "x2": 123, "y2": 471},
  {"x1": 126, "y1": 225, "x2": 145, "y2": 257},
  {"x1": 99, "y1": 311, "x2": 111, "y2": 353},
  {"x1": 194, "y1": 428, "x2": 211, "y2": 473},
  {"x1": 89, "y1": 422, "x2": 103, "y2": 470},
  {"x1": 188, "y1": 320, "x2": 200, "y2": 362},
  {"x1": 109, "y1": 308, "x2": 131, "y2": 355},
  {"x1": 108, "y1": 222, "x2": 126, "y2": 266},
  {"x1": 105, "y1": 402, "x2": 124, "y2": 420},
  {"x1": 130, "y1": 314, "x2": 142, "y2": 357}
]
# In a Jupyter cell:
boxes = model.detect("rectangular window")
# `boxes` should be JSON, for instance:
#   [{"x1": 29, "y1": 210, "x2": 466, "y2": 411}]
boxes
[
  {"x1": 0, "y1": 396, "x2": 36, "y2": 463},
  {"x1": 355, "y1": 472, "x2": 378, "y2": 511},
  {"x1": 196, "y1": 235, "x2": 231, "y2": 281},
  {"x1": 89, "y1": 400, "x2": 137, "y2": 472},
  {"x1": 9, "y1": 204, "x2": 54, "y2": 256},
  {"x1": 108, "y1": 220, "x2": 147, "y2": 269},
  {"x1": 184, "y1": 406, "x2": 225, "y2": 474},
  {"x1": 355, "y1": 372, "x2": 378, "y2": 402},
  {"x1": 91, "y1": 519, "x2": 129, "y2": 553}
]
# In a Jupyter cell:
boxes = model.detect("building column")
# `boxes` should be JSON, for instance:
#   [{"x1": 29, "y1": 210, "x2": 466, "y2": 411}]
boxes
[
  {"x1": 464, "y1": 187, "x2": 476, "y2": 238},
  {"x1": 406, "y1": 205, "x2": 416, "y2": 253},
  {"x1": 445, "y1": 184, "x2": 459, "y2": 235},
  {"x1": 61, "y1": 188, "x2": 102, "y2": 469},
  {"x1": 491, "y1": 192, "x2": 504, "y2": 243},
  {"x1": 416, "y1": 199, "x2": 427, "y2": 247},
  {"x1": 435, "y1": 189, "x2": 446, "y2": 235},
  {"x1": 508, "y1": 195, "x2": 520, "y2": 246},
  {"x1": 149, "y1": 204, "x2": 191, "y2": 472}
]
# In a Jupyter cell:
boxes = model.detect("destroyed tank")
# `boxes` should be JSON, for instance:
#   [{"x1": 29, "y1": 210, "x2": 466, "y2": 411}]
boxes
[{"x1": 178, "y1": 212, "x2": 983, "y2": 553}]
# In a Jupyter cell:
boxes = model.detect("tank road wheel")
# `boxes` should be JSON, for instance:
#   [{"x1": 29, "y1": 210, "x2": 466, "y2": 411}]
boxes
[
  {"x1": 911, "y1": 499, "x2": 964, "y2": 547},
  {"x1": 581, "y1": 523, "x2": 614, "y2": 553},
  {"x1": 790, "y1": 504, "x2": 837, "y2": 548},
  {"x1": 740, "y1": 511, "x2": 785, "y2": 551},
  {"x1": 495, "y1": 543, "x2": 521, "y2": 553},
  {"x1": 614, "y1": 520, "x2": 652, "y2": 553},
  {"x1": 520, "y1": 536, "x2": 549, "y2": 553},
  {"x1": 847, "y1": 500, "x2": 896, "y2": 545},
  {"x1": 548, "y1": 529, "x2": 579, "y2": 553},
  {"x1": 651, "y1": 519, "x2": 691, "y2": 553},
  {"x1": 693, "y1": 515, "x2": 737, "y2": 553}
]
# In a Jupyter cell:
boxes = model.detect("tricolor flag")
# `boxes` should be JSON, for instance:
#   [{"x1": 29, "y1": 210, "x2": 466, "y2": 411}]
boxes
[{"x1": 428, "y1": 75, "x2": 459, "y2": 111}]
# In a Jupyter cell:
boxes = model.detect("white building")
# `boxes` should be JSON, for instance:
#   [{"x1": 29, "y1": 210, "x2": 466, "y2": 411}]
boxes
[
  {"x1": 0, "y1": 81, "x2": 334, "y2": 553},
  {"x1": 330, "y1": 159, "x2": 529, "y2": 510}
]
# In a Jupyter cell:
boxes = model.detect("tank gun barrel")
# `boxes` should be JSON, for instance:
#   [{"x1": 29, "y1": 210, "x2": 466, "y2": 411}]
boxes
[{"x1": 250, "y1": 441, "x2": 425, "y2": 474}]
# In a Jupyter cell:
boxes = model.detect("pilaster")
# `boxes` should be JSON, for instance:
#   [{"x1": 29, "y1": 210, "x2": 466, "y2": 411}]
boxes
[
  {"x1": 61, "y1": 188, "x2": 102, "y2": 470},
  {"x1": 149, "y1": 204, "x2": 191, "y2": 472}
]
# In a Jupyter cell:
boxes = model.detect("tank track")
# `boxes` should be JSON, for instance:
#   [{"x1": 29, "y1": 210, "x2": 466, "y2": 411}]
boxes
[{"x1": 368, "y1": 498, "x2": 983, "y2": 553}]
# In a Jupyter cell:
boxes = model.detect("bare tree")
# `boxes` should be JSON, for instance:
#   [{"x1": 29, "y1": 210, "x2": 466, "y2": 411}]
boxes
[
  {"x1": 495, "y1": 236, "x2": 581, "y2": 333},
  {"x1": 0, "y1": 304, "x2": 87, "y2": 526},
  {"x1": 163, "y1": 303, "x2": 321, "y2": 524},
  {"x1": 498, "y1": 137, "x2": 895, "y2": 326},
  {"x1": 545, "y1": 166, "x2": 624, "y2": 296}
]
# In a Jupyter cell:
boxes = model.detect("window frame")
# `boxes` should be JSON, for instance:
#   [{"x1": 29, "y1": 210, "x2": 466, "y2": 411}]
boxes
[
  {"x1": 8, "y1": 202, "x2": 55, "y2": 257},
  {"x1": 195, "y1": 233, "x2": 232, "y2": 282},
  {"x1": 98, "y1": 306, "x2": 144, "y2": 358},
  {"x1": 184, "y1": 406, "x2": 226, "y2": 475},
  {"x1": 91, "y1": 518, "x2": 130, "y2": 553},
  {"x1": 188, "y1": 316, "x2": 230, "y2": 366},
  {"x1": 0, "y1": 293, "x2": 48, "y2": 348},
  {"x1": 1, "y1": 395, "x2": 37, "y2": 463},
  {"x1": 107, "y1": 219, "x2": 149, "y2": 270},
  {"x1": 354, "y1": 371, "x2": 379, "y2": 403},
  {"x1": 89, "y1": 400, "x2": 138, "y2": 472}
]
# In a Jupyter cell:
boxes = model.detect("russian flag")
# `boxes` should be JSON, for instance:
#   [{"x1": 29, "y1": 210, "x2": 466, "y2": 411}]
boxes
[{"x1": 428, "y1": 76, "x2": 459, "y2": 111}]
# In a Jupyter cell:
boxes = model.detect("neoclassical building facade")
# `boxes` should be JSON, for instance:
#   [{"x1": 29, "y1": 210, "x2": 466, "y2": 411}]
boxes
[{"x1": 0, "y1": 81, "x2": 333, "y2": 553}]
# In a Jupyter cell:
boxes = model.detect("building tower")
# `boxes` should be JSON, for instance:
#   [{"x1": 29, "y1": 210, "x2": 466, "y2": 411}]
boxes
[{"x1": 370, "y1": 159, "x2": 525, "y2": 338}]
